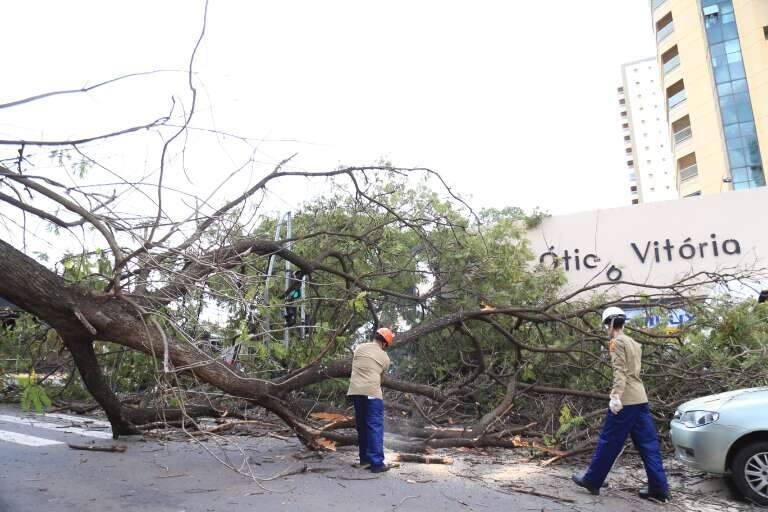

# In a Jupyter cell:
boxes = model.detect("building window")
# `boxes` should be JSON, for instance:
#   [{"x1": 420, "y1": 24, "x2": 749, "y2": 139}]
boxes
[
  {"x1": 617, "y1": 86, "x2": 624, "y2": 93},
  {"x1": 627, "y1": 160, "x2": 634, "y2": 167},
  {"x1": 630, "y1": 185, "x2": 638, "y2": 192},
  {"x1": 625, "y1": 148, "x2": 632, "y2": 154},
  {"x1": 667, "y1": 79, "x2": 687, "y2": 109},
  {"x1": 632, "y1": 199, "x2": 640, "y2": 204},
  {"x1": 678, "y1": 152, "x2": 698, "y2": 183},
  {"x1": 672, "y1": 115, "x2": 692, "y2": 145},
  {"x1": 656, "y1": 12, "x2": 674, "y2": 42},
  {"x1": 684, "y1": 191, "x2": 701, "y2": 197},
  {"x1": 622, "y1": 123, "x2": 629, "y2": 129},
  {"x1": 702, "y1": 0, "x2": 765, "y2": 189},
  {"x1": 619, "y1": 98, "x2": 626, "y2": 105},
  {"x1": 764, "y1": 26, "x2": 768, "y2": 40},
  {"x1": 662, "y1": 45, "x2": 681, "y2": 75}
]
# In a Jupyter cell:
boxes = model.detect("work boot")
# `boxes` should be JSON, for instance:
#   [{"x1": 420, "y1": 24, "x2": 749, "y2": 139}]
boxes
[
  {"x1": 369, "y1": 465, "x2": 391, "y2": 474},
  {"x1": 571, "y1": 474, "x2": 600, "y2": 496},
  {"x1": 351, "y1": 462, "x2": 371, "y2": 469},
  {"x1": 638, "y1": 488, "x2": 670, "y2": 502}
]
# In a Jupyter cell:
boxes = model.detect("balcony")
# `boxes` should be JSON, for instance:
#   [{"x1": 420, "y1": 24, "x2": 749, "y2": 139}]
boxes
[
  {"x1": 657, "y1": 21, "x2": 674, "y2": 42},
  {"x1": 673, "y1": 126, "x2": 692, "y2": 145},
  {"x1": 663, "y1": 54, "x2": 680, "y2": 75},
  {"x1": 680, "y1": 164, "x2": 699, "y2": 182},
  {"x1": 668, "y1": 89, "x2": 687, "y2": 109}
]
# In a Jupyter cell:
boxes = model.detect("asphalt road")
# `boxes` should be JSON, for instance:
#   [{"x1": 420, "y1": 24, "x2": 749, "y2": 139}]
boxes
[{"x1": 0, "y1": 404, "x2": 747, "y2": 512}]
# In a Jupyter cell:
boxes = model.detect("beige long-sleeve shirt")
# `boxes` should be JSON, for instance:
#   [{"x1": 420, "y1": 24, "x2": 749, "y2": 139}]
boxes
[
  {"x1": 610, "y1": 333, "x2": 648, "y2": 405},
  {"x1": 347, "y1": 342, "x2": 390, "y2": 400}
]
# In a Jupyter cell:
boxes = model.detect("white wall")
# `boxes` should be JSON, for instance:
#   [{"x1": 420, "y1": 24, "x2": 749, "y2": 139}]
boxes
[
  {"x1": 527, "y1": 187, "x2": 768, "y2": 295},
  {"x1": 622, "y1": 58, "x2": 677, "y2": 203}
]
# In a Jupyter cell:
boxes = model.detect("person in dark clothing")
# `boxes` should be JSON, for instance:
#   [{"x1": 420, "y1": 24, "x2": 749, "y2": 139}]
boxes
[
  {"x1": 758, "y1": 290, "x2": 768, "y2": 304},
  {"x1": 283, "y1": 270, "x2": 304, "y2": 327}
]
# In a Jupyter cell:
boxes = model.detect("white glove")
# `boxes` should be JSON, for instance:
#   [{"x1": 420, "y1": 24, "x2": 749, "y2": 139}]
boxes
[{"x1": 609, "y1": 394, "x2": 623, "y2": 414}]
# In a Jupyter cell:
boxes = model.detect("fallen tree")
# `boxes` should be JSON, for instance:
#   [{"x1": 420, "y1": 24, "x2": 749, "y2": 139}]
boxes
[{"x1": 1, "y1": 2, "x2": 768, "y2": 454}]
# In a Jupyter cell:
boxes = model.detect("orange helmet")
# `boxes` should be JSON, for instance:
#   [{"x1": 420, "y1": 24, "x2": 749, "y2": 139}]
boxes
[{"x1": 375, "y1": 327, "x2": 395, "y2": 345}]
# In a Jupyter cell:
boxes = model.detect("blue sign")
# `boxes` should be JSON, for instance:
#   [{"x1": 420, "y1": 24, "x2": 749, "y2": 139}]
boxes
[{"x1": 624, "y1": 308, "x2": 693, "y2": 329}]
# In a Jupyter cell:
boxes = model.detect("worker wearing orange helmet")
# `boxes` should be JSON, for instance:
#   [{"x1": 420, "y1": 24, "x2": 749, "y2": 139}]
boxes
[{"x1": 347, "y1": 327, "x2": 394, "y2": 473}]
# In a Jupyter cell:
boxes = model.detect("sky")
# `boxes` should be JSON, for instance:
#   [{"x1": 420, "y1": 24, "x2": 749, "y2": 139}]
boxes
[{"x1": 0, "y1": 0, "x2": 658, "y2": 251}]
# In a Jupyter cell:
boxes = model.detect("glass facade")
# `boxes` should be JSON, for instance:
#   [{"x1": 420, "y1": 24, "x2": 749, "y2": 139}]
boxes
[{"x1": 702, "y1": 0, "x2": 765, "y2": 189}]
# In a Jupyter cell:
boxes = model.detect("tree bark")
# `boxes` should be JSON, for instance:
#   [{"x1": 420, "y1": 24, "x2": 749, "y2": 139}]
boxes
[{"x1": 63, "y1": 336, "x2": 140, "y2": 437}]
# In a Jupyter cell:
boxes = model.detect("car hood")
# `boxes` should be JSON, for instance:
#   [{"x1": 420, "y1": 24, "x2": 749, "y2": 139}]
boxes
[{"x1": 677, "y1": 387, "x2": 768, "y2": 413}]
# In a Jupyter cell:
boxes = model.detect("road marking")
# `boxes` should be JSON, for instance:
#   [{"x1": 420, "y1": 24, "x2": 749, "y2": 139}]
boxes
[
  {"x1": 0, "y1": 429, "x2": 64, "y2": 447},
  {"x1": 41, "y1": 413, "x2": 111, "y2": 428},
  {"x1": 0, "y1": 414, "x2": 113, "y2": 439}
]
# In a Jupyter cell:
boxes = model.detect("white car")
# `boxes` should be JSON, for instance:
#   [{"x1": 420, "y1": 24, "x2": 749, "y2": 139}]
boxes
[{"x1": 670, "y1": 387, "x2": 768, "y2": 505}]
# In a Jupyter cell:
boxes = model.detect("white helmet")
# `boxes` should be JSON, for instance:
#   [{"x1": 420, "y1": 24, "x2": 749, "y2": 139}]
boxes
[{"x1": 601, "y1": 306, "x2": 626, "y2": 325}]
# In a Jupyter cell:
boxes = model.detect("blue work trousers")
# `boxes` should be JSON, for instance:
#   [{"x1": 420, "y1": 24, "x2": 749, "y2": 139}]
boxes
[
  {"x1": 351, "y1": 395, "x2": 385, "y2": 468},
  {"x1": 583, "y1": 403, "x2": 669, "y2": 493}
]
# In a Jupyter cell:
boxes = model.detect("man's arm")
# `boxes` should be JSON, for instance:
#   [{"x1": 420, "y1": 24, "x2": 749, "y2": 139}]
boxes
[{"x1": 610, "y1": 339, "x2": 628, "y2": 398}]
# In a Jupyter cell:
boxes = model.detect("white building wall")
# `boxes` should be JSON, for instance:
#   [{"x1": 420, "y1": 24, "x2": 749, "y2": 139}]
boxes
[
  {"x1": 620, "y1": 57, "x2": 677, "y2": 204},
  {"x1": 527, "y1": 186, "x2": 768, "y2": 296}
]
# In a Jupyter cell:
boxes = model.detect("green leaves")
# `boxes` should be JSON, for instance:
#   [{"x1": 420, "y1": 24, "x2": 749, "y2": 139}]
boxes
[
  {"x1": 349, "y1": 291, "x2": 369, "y2": 313},
  {"x1": 60, "y1": 250, "x2": 113, "y2": 290},
  {"x1": 20, "y1": 371, "x2": 52, "y2": 413}
]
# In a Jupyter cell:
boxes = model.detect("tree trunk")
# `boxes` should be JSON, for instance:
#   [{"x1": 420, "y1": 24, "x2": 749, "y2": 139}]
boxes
[{"x1": 63, "y1": 336, "x2": 140, "y2": 438}]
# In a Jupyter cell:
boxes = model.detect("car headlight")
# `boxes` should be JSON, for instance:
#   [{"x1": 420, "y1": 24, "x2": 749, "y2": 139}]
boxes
[{"x1": 677, "y1": 410, "x2": 719, "y2": 428}]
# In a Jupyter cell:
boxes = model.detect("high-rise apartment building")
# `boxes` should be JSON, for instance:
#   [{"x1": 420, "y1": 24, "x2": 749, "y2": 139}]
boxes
[
  {"x1": 618, "y1": 57, "x2": 677, "y2": 204},
  {"x1": 651, "y1": 0, "x2": 768, "y2": 197}
]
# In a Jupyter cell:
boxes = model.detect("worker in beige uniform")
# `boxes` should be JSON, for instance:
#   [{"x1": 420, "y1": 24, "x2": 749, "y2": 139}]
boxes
[
  {"x1": 347, "y1": 327, "x2": 393, "y2": 473},
  {"x1": 572, "y1": 307, "x2": 670, "y2": 502}
]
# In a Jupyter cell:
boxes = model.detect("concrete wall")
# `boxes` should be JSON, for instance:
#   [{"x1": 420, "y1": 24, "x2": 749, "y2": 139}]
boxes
[
  {"x1": 655, "y1": 0, "x2": 729, "y2": 196},
  {"x1": 652, "y1": 0, "x2": 768, "y2": 195},
  {"x1": 621, "y1": 58, "x2": 677, "y2": 203},
  {"x1": 526, "y1": 186, "x2": 768, "y2": 294}
]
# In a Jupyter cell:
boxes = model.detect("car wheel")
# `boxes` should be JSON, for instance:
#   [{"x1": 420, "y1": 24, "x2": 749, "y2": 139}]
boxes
[{"x1": 731, "y1": 441, "x2": 768, "y2": 506}]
